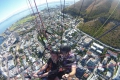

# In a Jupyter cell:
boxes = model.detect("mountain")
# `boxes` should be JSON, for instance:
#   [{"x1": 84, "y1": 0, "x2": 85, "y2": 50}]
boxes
[
  {"x1": 85, "y1": 0, "x2": 120, "y2": 20},
  {"x1": 64, "y1": 0, "x2": 94, "y2": 17},
  {"x1": 64, "y1": 0, "x2": 120, "y2": 49}
]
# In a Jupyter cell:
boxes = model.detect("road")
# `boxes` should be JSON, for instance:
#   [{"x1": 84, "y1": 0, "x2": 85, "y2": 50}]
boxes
[{"x1": 75, "y1": 22, "x2": 120, "y2": 52}]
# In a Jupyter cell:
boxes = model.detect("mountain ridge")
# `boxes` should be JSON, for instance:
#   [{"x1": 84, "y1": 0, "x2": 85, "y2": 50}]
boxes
[{"x1": 64, "y1": 0, "x2": 120, "y2": 49}]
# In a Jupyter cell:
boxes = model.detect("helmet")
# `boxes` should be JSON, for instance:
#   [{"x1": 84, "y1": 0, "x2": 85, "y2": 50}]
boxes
[{"x1": 60, "y1": 43, "x2": 71, "y2": 53}]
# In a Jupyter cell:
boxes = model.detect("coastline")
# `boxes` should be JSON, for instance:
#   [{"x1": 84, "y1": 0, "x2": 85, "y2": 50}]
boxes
[
  {"x1": 0, "y1": 1, "x2": 74, "y2": 44},
  {"x1": 0, "y1": 1, "x2": 73, "y2": 34}
]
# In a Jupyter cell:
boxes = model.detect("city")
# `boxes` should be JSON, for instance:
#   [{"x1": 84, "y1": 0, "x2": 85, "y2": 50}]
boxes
[{"x1": 0, "y1": 7, "x2": 120, "y2": 80}]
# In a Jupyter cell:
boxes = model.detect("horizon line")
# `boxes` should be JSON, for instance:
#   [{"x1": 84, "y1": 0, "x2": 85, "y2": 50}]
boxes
[{"x1": 0, "y1": 1, "x2": 74, "y2": 24}]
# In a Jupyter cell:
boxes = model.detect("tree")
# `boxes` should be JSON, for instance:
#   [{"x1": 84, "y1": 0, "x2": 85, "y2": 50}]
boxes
[
  {"x1": 9, "y1": 47, "x2": 13, "y2": 53},
  {"x1": 0, "y1": 73, "x2": 7, "y2": 80},
  {"x1": 18, "y1": 49, "x2": 23, "y2": 53}
]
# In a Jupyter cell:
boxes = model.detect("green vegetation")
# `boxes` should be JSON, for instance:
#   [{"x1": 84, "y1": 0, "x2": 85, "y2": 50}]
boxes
[
  {"x1": 34, "y1": 78, "x2": 42, "y2": 80},
  {"x1": 63, "y1": 8, "x2": 79, "y2": 17},
  {"x1": 117, "y1": 54, "x2": 120, "y2": 62},
  {"x1": 77, "y1": 20, "x2": 120, "y2": 48},
  {"x1": 9, "y1": 15, "x2": 36, "y2": 31},
  {"x1": 65, "y1": 0, "x2": 120, "y2": 49},
  {"x1": 0, "y1": 75, "x2": 7, "y2": 80},
  {"x1": 77, "y1": 19, "x2": 103, "y2": 36},
  {"x1": 19, "y1": 57, "x2": 23, "y2": 66},
  {"x1": 18, "y1": 49, "x2": 23, "y2": 53},
  {"x1": 9, "y1": 47, "x2": 13, "y2": 53},
  {"x1": 65, "y1": 0, "x2": 120, "y2": 21},
  {"x1": 37, "y1": 35, "x2": 46, "y2": 46},
  {"x1": 99, "y1": 24, "x2": 120, "y2": 48},
  {"x1": 103, "y1": 48, "x2": 108, "y2": 54}
]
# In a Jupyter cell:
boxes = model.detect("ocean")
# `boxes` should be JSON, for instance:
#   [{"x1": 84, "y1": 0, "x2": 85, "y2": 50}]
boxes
[
  {"x1": 0, "y1": 1, "x2": 73, "y2": 45},
  {"x1": 0, "y1": 37, "x2": 4, "y2": 45}
]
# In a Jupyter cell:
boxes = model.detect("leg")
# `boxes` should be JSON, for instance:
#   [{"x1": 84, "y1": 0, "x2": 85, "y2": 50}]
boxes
[{"x1": 54, "y1": 77, "x2": 60, "y2": 80}]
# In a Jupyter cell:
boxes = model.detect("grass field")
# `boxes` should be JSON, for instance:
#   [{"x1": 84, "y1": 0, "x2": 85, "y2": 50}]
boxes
[{"x1": 9, "y1": 15, "x2": 35, "y2": 31}]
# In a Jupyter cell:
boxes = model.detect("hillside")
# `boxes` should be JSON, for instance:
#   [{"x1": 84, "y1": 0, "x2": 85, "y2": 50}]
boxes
[
  {"x1": 86, "y1": 0, "x2": 120, "y2": 20},
  {"x1": 65, "y1": 0, "x2": 120, "y2": 49},
  {"x1": 65, "y1": 0, "x2": 120, "y2": 20},
  {"x1": 64, "y1": 0, "x2": 94, "y2": 16}
]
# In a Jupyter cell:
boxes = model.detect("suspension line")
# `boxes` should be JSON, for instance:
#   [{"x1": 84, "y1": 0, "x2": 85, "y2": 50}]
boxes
[
  {"x1": 46, "y1": 0, "x2": 51, "y2": 17},
  {"x1": 93, "y1": 0, "x2": 120, "y2": 37},
  {"x1": 33, "y1": 0, "x2": 44, "y2": 29}
]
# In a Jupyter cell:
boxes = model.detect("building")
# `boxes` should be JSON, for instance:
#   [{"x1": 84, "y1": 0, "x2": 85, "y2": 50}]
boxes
[
  {"x1": 90, "y1": 46, "x2": 96, "y2": 51},
  {"x1": 102, "y1": 55, "x2": 110, "y2": 65},
  {"x1": 90, "y1": 42, "x2": 104, "y2": 54},
  {"x1": 93, "y1": 42, "x2": 104, "y2": 50},
  {"x1": 8, "y1": 60, "x2": 15, "y2": 70},
  {"x1": 91, "y1": 75, "x2": 98, "y2": 80},
  {"x1": 97, "y1": 63, "x2": 104, "y2": 72},
  {"x1": 75, "y1": 67, "x2": 85, "y2": 79},
  {"x1": 107, "y1": 60, "x2": 116, "y2": 72},
  {"x1": 83, "y1": 37, "x2": 92, "y2": 47},
  {"x1": 112, "y1": 63, "x2": 120, "y2": 80},
  {"x1": 86, "y1": 58, "x2": 96, "y2": 72},
  {"x1": 83, "y1": 73, "x2": 89, "y2": 79},
  {"x1": 3, "y1": 43, "x2": 7, "y2": 48},
  {"x1": 106, "y1": 71, "x2": 112, "y2": 78},
  {"x1": 7, "y1": 55, "x2": 13, "y2": 60},
  {"x1": 107, "y1": 50, "x2": 118, "y2": 58}
]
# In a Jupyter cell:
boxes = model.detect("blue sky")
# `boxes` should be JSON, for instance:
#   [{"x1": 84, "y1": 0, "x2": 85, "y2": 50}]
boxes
[
  {"x1": 0, "y1": 0, "x2": 28, "y2": 23},
  {"x1": 0, "y1": 0, "x2": 79, "y2": 23}
]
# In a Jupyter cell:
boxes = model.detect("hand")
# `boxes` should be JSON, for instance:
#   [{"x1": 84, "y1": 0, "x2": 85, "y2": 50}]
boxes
[
  {"x1": 33, "y1": 74, "x2": 38, "y2": 78},
  {"x1": 38, "y1": 75, "x2": 43, "y2": 78},
  {"x1": 62, "y1": 74, "x2": 69, "y2": 79},
  {"x1": 33, "y1": 73, "x2": 37, "y2": 75},
  {"x1": 33, "y1": 74, "x2": 43, "y2": 78}
]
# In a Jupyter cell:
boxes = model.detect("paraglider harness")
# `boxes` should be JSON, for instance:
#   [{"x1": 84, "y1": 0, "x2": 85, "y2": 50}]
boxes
[
  {"x1": 35, "y1": 57, "x2": 67, "y2": 80},
  {"x1": 47, "y1": 53, "x2": 79, "y2": 79},
  {"x1": 24, "y1": 54, "x2": 80, "y2": 80}
]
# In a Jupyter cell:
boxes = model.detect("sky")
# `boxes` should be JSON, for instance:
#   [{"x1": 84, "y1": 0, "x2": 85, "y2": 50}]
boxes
[{"x1": 0, "y1": 0, "x2": 79, "y2": 23}]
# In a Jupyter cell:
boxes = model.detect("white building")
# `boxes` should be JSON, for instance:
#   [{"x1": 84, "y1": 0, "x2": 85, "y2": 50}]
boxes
[
  {"x1": 106, "y1": 71, "x2": 112, "y2": 78},
  {"x1": 112, "y1": 63, "x2": 120, "y2": 80},
  {"x1": 97, "y1": 63, "x2": 104, "y2": 72},
  {"x1": 83, "y1": 37, "x2": 92, "y2": 45},
  {"x1": 91, "y1": 42, "x2": 104, "y2": 54},
  {"x1": 91, "y1": 46, "x2": 96, "y2": 50},
  {"x1": 93, "y1": 42, "x2": 104, "y2": 50}
]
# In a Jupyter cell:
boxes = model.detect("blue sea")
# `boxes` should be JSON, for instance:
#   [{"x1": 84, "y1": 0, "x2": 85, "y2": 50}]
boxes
[{"x1": 0, "y1": 1, "x2": 74, "y2": 44}]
